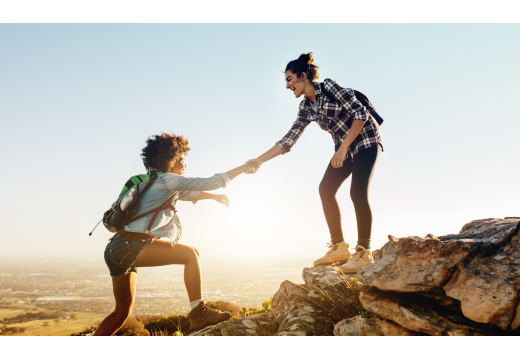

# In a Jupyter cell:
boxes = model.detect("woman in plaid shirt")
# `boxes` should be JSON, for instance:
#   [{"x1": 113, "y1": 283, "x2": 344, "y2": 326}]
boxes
[{"x1": 246, "y1": 53, "x2": 383, "y2": 273}]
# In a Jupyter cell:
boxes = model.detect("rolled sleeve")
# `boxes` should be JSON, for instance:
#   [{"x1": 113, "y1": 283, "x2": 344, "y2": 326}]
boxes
[
  {"x1": 348, "y1": 96, "x2": 370, "y2": 122},
  {"x1": 276, "y1": 140, "x2": 292, "y2": 154},
  {"x1": 215, "y1": 173, "x2": 230, "y2": 188},
  {"x1": 178, "y1": 191, "x2": 201, "y2": 204}
]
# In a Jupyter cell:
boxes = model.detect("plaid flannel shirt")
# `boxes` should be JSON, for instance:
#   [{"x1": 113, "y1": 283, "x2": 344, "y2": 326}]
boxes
[{"x1": 276, "y1": 78, "x2": 383, "y2": 159}]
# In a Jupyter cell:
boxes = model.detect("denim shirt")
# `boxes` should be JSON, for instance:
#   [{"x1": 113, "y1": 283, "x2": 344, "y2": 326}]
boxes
[{"x1": 124, "y1": 172, "x2": 230, "y2": 245}]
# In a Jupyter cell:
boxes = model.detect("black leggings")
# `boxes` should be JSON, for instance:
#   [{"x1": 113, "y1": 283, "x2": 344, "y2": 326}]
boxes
[{"x1": 318, "y1": 144, "x2": 381, "y2": 248}]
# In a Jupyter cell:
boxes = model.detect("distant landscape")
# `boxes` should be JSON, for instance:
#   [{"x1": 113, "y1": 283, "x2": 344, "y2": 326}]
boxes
[{"x1": 0, "y1": 259, "x2": 307, "y2": 336}]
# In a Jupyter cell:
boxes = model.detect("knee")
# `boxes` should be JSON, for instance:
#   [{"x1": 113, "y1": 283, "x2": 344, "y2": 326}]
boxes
[
  {"x1": 319, "y1": 181, "x2": 333, "y2": 200},
  {"x1": 187, "y1": 246, "x2": 200, "y2": 262},
  {"x1": 350, "y1": 188, "x2": 367, "y2": 205}
]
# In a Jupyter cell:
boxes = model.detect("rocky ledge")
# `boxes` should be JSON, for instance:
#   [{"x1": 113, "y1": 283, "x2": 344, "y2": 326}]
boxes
[{"x1": 191, "y1": 217, "x2": 520, "y2": 336}]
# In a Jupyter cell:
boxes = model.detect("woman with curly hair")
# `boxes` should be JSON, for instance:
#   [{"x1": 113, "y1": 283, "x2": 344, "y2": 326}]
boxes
[
  {"x1": 94, "y1": 133, "x2": 253, "y2": 335},
  {"x1": 246, "y1": 53, "x2": 383, "y2": 274}
]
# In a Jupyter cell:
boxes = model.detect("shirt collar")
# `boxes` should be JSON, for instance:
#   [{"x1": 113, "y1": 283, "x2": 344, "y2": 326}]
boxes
[
  {"x1": 314, "y1": 82, "x2": 323, "y2": 97},
  {"x1": 304, "y1": 82, "x2": 323, "y2": 107}
]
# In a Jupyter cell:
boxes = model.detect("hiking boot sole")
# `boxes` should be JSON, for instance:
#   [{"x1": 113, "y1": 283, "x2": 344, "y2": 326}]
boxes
[
  {"x1": 190, "y1": 313, "x2": 232, "y2": 332},
  {"x1": 313, "y1": 256, "x2": 351, "y2": 266}
]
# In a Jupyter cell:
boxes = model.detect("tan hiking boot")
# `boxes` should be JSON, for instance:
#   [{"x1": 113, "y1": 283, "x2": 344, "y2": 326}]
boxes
[
  {"x1": 339, "y1": 245, "x2": 374, "y2": 274},
  {"x1": 189, "y1": 300, "x2": 231, "y2": 331},
  {"x1": 313, "y1": 241, "x2": 351, "y2": 266}
]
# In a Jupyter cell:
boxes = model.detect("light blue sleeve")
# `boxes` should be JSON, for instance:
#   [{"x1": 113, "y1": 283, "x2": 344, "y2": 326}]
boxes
[
  {"x1": 163, "y1": 172, "x2": 230, "y2": 192},
  {"x1": 178, "y1": 191, "x2": 201, "y2": 204}
]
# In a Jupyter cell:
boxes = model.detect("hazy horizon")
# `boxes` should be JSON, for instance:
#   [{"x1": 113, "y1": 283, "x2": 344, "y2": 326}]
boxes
[{"x1": 1, "y1": 24, "x2": 519, "y2": 263}]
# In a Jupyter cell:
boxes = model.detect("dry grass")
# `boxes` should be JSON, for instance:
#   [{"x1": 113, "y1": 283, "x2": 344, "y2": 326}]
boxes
[
  {"x1": 306, "y1": 266, "x2": 366, "y2": 323},
  {"x1": 251, "y1": 315, "x2": 279, "y2": 336}
]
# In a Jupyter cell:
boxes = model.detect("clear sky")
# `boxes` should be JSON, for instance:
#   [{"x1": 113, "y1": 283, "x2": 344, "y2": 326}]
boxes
[{"x1": 1, "y1": 24, "x2": 518, "y2": 264}]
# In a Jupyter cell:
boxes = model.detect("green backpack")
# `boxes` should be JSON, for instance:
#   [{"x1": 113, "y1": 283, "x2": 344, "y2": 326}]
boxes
[{"x1": 89, "y1": 170, "x2": 177, "y2": 236}]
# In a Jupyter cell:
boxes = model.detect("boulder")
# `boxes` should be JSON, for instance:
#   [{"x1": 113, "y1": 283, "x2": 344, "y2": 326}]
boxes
[
  {"x1": 303, "y1": 265, "x2": 352, "y2": 288},
  {"x1": 438, "y1": 217, "x2": 520, "y2": 244},
  {"x1": 358, "y1": 218, "x2": 520, "y2": 296},
  {"x1": 443, "y1": 228, "x2": 520, "y2": 330},
  {"x1": 302, "y1": 265, "x2": 366, "y2": 323},
  {"x1": 334, "y1": 311, "x2": 423, "y2": 336},
  {"x1": 357, "y1": 233, "x2": 478, "y2": 293},
  {"x1": 359, "y1": 288, "x2": 501, "y2": 336},
  {"x1": 189, "y1": 312, "x2": 275, "y2": 336},
  {"x1": 271, "y1": 280, "x2": 333, "y2": 336}
]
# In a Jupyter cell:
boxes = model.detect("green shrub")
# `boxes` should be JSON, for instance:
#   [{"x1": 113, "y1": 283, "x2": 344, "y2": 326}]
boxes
[{"x1": 241, "y1": 297, "x2": 272, "y2": 317}]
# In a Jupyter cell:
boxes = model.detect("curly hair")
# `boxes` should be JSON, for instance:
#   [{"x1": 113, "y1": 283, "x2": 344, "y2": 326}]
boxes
[
  {"x1": 140, "y1": 133, "x2": 190, "y2": 173},
  {"x1": 285, "y1": 52, "x2": 320, "y2": 83}
]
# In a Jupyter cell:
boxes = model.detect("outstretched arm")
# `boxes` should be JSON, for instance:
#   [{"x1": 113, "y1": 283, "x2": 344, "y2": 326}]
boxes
[
  {"x1": 225, "y1": 164, "x2": 254, "y2": 181},
  {"x1": 198, "y1": 192, "x2": 229, "y2": 207},
  {"x1": 195, "y1": 163, "x2": 256, "y2": 207},
  {"x1": 245, "y1": 143, "x2": 284, "y2": 173}
]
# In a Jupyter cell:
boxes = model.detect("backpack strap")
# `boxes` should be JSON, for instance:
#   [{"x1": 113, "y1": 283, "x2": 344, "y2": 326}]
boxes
[
  {"x1": 127, "y1": 192, "x2": 179, "y2": 234},
  {"x1": 136, "y1": 170, "x2": 159, "y2": 196},
  {"x1": 320, "y1": 83, "x2": 384, "y2": 126},
  {"x1": 320, "y1": 83, "x2": 335, "y2": 103}
]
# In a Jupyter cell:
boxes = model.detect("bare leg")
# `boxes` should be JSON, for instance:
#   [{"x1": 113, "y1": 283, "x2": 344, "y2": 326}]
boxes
[
  {"x1": 94, "y1": 272, "x2": 136, "y2": 336},
  {"x1": 133, "y1": 240, "x2": 202, "y2": 302}
]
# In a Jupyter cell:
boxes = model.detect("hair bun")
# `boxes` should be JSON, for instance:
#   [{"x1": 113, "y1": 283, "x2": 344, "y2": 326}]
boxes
[
  {"x1": 297, "y1": 52, "x2": 314, "y2": 65},
  {"x1": 285, "y1": 52, "x2": 319, "y2": 83}
]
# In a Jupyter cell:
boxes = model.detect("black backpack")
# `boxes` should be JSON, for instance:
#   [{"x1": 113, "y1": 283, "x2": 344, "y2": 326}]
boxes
[
  {"x1": 89, "y1": 170, "x2": 178, "y2": 236},
  {"x1": 320, "y1": 83, "x2": 384, "y2": 126}
]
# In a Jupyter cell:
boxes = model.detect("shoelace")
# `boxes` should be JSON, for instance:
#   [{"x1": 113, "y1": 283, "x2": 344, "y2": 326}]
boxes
[
  {"x1": 352, "y1": 250, "x2": 366, "y2": 263},
  {"x1": 326, "y1": 242, "x2": 339, "y2": 254},
  {"x1": 201, "y1": 303, "x2": 221, "y2": 314}
]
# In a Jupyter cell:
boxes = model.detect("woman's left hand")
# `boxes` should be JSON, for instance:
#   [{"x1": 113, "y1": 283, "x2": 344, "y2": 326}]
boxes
[
  {"x1": 331, "y1": 148, "x2": 348, "y2": 168},
  {"x1": 213, "y1": 194, "x2": 230, "y2": 207}
]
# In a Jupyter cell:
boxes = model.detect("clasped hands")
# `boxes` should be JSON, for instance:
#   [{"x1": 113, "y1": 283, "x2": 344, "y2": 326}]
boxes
[{"x1": 244, "y1": 159, "x2": 261, "y2": 174}]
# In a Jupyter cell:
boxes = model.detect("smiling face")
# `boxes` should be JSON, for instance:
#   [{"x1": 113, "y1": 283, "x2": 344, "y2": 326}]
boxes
[
  {"x1": 285, "y1": 70, "x2": 308, "y2": 98},
  {"x1": 170, "y1": 153, "x2": 187, "y2": 175}
]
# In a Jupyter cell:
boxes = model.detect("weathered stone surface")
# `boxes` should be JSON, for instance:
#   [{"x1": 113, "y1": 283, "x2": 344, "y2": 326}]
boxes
[
  {"x1": 271, "y1": 280, "x2": 332, "y2": 335},
  {"x1": 359, "y1": 288, "x2": 499, "y2": 336},
  {"x1": 334, "y1": 311, "x2": 422, "y2": 336},
  {"x1": 443, "y1": 230, "x2": 520, "y2": 330},
  {"x1": 439, "y1": 217, "x2": 520, "y2": 244},
  {"x1": 372, "y1": 248, "x2": 382, "y2": 262},
  {"x1": 276, "y1": 303, "x2": 332, "y2": 336},
  {"x1": 358, "y1": 218, "x2": 520, "y2": 295},
  {"x1": 271, "y1": 280, "x2": 312, "y2": 313},
  {"x1": 357, "y1": 234, "x2": 476, "y2": 293},
  {"x1": 189, "y1": 312, "x2": 275, "y2": 336},
  {"x1": 302, "y1": 265, "x2": 355, "y2": 288},
  {"x1": 302, "y1": 265, "x2": 366, "y2": 323}
]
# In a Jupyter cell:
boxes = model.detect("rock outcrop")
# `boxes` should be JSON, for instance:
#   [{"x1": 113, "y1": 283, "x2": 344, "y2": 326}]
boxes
[
  {"x1": 192, "y1": 265, "x2": 364, "y2": 336},
  {"x1": 358, "y1": 217, "x2": 520, "y2": 334},
  {"x1": 443, "y1": 227, "x2": 520, "y2": 330},
  {"x1": 359, "y1": 288, "x2": 499, "y2": 336},
  {"x1": 192, "y1": 217, "x2": 520, "y2": 336},
  {"x1": 334, "y1": 311, "x2": 422, "y2": 336},
  {"x1": 191, "y1": 312, "x2": 276, "y2": 336}
]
